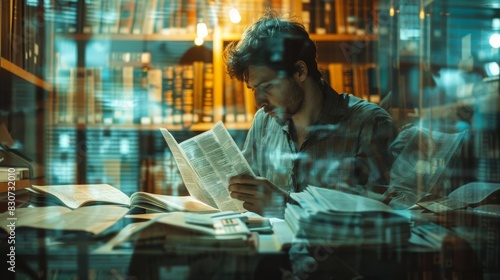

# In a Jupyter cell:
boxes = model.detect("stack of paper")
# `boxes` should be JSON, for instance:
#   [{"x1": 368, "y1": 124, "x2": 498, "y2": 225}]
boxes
[
  {"x1": 113, "y1": 212, "x2": 258, "y2": 254},
  {"x1": 284, "y1": 186, "x2": 411, "y2": 246}
]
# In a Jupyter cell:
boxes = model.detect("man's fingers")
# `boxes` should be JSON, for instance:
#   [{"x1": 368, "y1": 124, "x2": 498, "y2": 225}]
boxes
[
  {"x1": 228, "y1": 174, "x2": 266, "y2": 186},
  {"x1": 228, "y1": 183, "x2": 260, "y2": 195},
  {"x1": 242, "y1": 201, "x2": 260, "y2": 214},
  {"x1": 230, "y1": 189, "x2": 262, "y2": 202}
]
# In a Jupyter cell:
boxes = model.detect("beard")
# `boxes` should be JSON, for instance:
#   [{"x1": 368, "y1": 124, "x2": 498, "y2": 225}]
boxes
[{"x1": 273, "y1": 78, "x2": 305, "y2": 122}]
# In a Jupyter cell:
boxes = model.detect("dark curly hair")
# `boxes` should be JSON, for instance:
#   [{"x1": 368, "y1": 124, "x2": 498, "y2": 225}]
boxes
[{"x1": 223, "y1": 9, "x2": 322, "y2": 83}]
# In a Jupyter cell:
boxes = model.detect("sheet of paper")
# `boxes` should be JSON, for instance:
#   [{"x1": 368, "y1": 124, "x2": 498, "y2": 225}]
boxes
[
  {"x1": 159, "y1": 128, "x2": 217, "y2": 209},
  {"x1": 160, "y1": 121, "x2": 253, "y2": 212},
  {"x1": 31, "y1": 184, "x2": 130, "y2": 209},
  {"x1": 0, "y1": 205, "x2": 129, "y2": 235}
]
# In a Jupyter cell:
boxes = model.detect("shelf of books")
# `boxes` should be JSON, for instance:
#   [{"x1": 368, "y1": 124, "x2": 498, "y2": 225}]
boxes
[
  {"x1": 1, "y1": 0, "x2": 54, "y2": 197},
  {"x1": 0, "y1": 58, "x2": 52, "y2": 92},
  {"x1": 43, "y1": 0, "x2": 382, "y2": 187}
]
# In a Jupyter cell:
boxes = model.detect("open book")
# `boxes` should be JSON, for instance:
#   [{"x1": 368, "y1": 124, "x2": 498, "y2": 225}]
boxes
[
  {"x1": 159, "y1": 121, "x2": 255, "y2": 212},
  {"x1": 0, "y1": 205, "x2": 129, "y2": 236},
  {"x1": 27, "y1": 184, "x2": 219, "y2": 212},
  {"x1": 417, "y1": 182, "x2": 500, "y2": 213}
]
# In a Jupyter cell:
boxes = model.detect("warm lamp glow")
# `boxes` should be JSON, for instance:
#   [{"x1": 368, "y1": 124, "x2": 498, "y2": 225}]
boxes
[
  {"x1": 419, "y1": 8, "x2": 425, "y2": 20},
  {"x1": 228, "y1": 8, "x2": 241, "y2": 23},
  {"x1": 196, "y1": 22, "x2": 208, "y2": 38},
  {"x1": 194, "y1": 37, "x2": 204, "y2": 46}
]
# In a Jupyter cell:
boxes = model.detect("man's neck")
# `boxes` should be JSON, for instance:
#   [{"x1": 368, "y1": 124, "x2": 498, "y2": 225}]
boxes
[
  {"x1": 290, "y1": 79, "x2": 324, "y2": 148},
  {"x1": 292, "y1": 79, "x2": 324, "y2": 130}
]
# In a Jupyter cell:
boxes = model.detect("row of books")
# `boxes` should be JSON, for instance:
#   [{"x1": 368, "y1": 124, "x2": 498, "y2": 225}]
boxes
[
  {"x1": 302, "y1": 0, "x2": 378, "y2": 35},
  {"x1": 47, "y1": 0, "x2": 379, "y2": 36},
  {"x1": 53, "y1": 61, "x2": 254, "y2": 126},
  {"x1": 50, "y1": 63, "x2": 377, "y2": 126},
  {"x1": 51, "y1": 0, "x2": 213, "y2": 35},
  {"x1": 323, "y1": 63, "x2": 381, "y2": 103},
  {"x1": 1, "y1": 0, "x2": 45, "y2": 77}
]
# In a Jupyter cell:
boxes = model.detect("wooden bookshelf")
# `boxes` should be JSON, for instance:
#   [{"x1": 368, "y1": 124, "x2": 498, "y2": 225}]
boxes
[
  {"x1": 0, "y1": 58, "x2": 52, "y2": 92},
  {"x1": 57, "y1": 33, "x2": 212, "y2": 42},
  {"x1": 42, "y1": 0, "x2": 384, "y2": 186}
]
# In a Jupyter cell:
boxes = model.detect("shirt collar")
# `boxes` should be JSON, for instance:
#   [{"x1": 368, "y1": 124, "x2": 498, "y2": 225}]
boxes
[{"x1": 316, "y1": 85, "x2": 348, "y2": 125}]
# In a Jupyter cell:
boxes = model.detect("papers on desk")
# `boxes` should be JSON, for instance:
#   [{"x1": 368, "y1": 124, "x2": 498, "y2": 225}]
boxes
[
  {"x1": 110, "y1": 212, "x2": 258, "y2": 254},
  {"x1": 416, "y1": 182, "x2": 500, "y2": 213},
  {"x1": 0, "y1": 205, "x2": 129, "y2": 236},
  {"x1": 283, "y1": 186, "x2": 411, "y2": 247},
  {"x1": 26, "y1": 184, "x2": 220, "y2": 213}
]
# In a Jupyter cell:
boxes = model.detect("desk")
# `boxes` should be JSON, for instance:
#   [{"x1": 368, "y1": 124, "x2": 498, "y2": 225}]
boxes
[{"x1": 1, "y1": 210, "x2": 499, "y2": 280}]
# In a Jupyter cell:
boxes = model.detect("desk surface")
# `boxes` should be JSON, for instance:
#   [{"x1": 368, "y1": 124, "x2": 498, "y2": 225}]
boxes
[{"x1": 2, "y1": 208, "x2": 500, "y2": 280}]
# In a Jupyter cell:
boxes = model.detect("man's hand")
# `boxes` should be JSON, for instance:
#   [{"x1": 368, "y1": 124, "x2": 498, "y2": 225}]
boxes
[{"x1": 228, "y1": 174, "x2": 287, "y2": 215}]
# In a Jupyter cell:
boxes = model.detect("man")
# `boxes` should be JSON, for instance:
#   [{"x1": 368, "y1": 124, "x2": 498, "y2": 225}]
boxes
[{"x1": 224, "y1": 10, "x2": 400, "y2": 217}]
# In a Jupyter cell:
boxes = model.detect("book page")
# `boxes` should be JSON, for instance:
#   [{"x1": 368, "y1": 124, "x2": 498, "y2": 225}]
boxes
[
  {"x1": 448, "y1": 182, "x2": 500, "y2": 205},
  {"x1": 305, "y1": 185, "x2": 396, "y2": 213},
  {"x1": 159, "y1": 128, "x2": 218, "y2": 209},
  {"x1": 31, "y1": 184, "x2": 130, "y2": 209},
  {"x1": 0, "y1": 206, "x2": 72, "y2": 233},
  {"x1": 179, "y1": 121, "x2": 253, "y2": 212},
  {"x1": 129, "y1": 192, "x2": 219, "y2": 212},
  {"x1": 0, "y1": 205, "x2": 128, "y2": 235}
]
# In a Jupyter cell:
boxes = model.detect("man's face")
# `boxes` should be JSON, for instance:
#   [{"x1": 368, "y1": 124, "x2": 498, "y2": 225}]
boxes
[{"x1": 246, "y1": 65, "x2": 305, "y2": 122}]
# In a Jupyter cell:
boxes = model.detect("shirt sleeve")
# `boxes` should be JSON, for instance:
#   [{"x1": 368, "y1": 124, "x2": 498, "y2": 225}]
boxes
[
  {"x1": 360, "y1": 110, "x2": 399, "y2": 187},
  {"x1": 241, "y1": 109, "x2": 264, "y2": 176}
]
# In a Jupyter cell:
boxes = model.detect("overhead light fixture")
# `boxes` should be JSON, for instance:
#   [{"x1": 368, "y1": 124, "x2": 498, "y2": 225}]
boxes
[
  {"x1": 484, "y1": 61, "x2": 500, "y2": 77},
  {"x1": 194, "y1": 37, "x2": 204, "y2": 46},
  {"x1": 196, "y1": 22, "x2": 209, "y2": 39},
  {"x1": 195, "y1": 21, "x2": 208, "y2": 46},
  {"x1": 489, "y1": 33, "x2": 500, "y2": 48}
]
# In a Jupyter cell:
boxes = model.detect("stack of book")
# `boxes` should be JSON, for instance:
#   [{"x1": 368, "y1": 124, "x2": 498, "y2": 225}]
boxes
[
  {"x1": 108, "y1": 212, "x2": 258, "y2": 254},
  {"x1": 0, "y1": 123, "x2": 41, "y2": 211},
  {"x1": 284, "y1": 186, "x2": 411, "y2": 246}
]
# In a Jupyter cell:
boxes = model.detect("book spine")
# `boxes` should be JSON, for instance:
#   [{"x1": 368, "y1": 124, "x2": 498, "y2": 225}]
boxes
[
  {"x1": 301, "y1": 0, "x2": 311, "y2": 33},
  {"x1": 131, "y1": 0, "x2": 147, "y2": 34},
  {"x1": 202, "y1": 63, "x2": 214, "y2": 123},
  {"x1": 75, "y1": 67, "x2": 86, "y2": 124},
  {"x1": 342, "y1": 65, "x2": 354, "y2": 95},
  {"x1": 334, "y1": 0, "x2": 346, "y2": 34},
  {"x1": 83, "y1": 0, "x2": 102, "y2": 33},
  {"x1": 223, "y1": 74, "x2": 236, "y2": 123},
  {"x1": 172, "y1": 65, "x2": 183, "y2": 125},
  {"x1": 142, "y1": 0, "x2": 159, "y2": 35},
  {"x1": 133, "y1": 67, "x2": 147, "y2": 124},
  {"x1": 182, "y1": 64, "x2": 195, "y2": 126},
  {"x1": 94, "y1": 67, "x2": 104, "y2": 123},
  {"x1": 328, "y1": 63, "x2": 344, "y2": 93},
  {"x1": 193, "y1": 61, "x2": 205, "y2": 124},
  {"x1": 234, "y1": 79, "x2": 247, "y2": 123},
  {"x1": 86, "y1": 68, "x2": 95, "y2": 124},
  {"x1": 162, "y1": 65, "x2": 175, "y2": 124},
  {"x1": 118, "y1": 0, "x2": 136, "y2": 34},
  {"x1": 147, "y1": 68, "x2": 163, "y2": 124},
  {"x1": 122, "y1": 66, "x2": 134, "y2": 124}
]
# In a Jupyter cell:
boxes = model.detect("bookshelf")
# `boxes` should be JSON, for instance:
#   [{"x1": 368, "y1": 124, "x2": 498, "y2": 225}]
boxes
[
  {"x1": 377, "y1": 0, "x2": 500, "y2": 189},
  {"x1": 39, "y1": 0, "x2": 382, "y2": 193},
  {"x1": 0, "y1": 0, "x2": 53, "y2": 184}
]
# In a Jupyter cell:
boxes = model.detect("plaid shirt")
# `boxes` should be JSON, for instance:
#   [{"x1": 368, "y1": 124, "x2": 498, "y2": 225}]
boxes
[{"x1": 242, "y1": 85, "x2": 399, "y2": 198}]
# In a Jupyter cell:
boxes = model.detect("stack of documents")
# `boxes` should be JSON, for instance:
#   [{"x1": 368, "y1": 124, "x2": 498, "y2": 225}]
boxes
[
  {"x1": 284, "y1": 186, "x2": 411, "y2": 246},
  {"x1": 113, "y1": 212, "x2": 258, "y2": 254}
]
